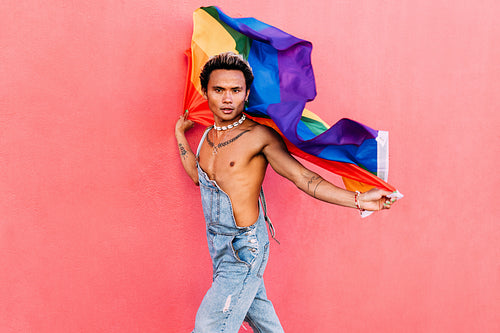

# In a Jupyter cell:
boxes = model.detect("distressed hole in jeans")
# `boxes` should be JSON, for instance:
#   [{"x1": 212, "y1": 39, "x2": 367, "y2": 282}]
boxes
[{"x1": 223, "y1": 294, "x2": 232, "y2": 313}]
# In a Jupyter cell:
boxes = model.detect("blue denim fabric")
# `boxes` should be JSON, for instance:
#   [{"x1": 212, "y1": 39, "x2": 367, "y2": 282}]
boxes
[{"x1": 193, "y1": 128, "x2": 283, "y2": 333}]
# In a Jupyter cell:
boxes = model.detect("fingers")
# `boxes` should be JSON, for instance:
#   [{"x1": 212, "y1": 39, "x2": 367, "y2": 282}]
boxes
[
  {"x1": 178, "y1": 111, "x2": 193, "y2": 124},
  {"x1": 175, "y1": 110, "x2": 195, "y2": 133},
  {"x1": 359, "y1": 188, "x2": 401, "y2": 212},
  {"x1": 366, "y1": 188, "x2": 391, "y2": 201},
  {"x1": 382, "y1": 197, "x2": 397, "y2": 209},
  {"x1": 381, "y1": 190, "x2": 393, "y2": 197},
  {"x1": 382, "y1": 200, "x2": 392, "y2": 209}
]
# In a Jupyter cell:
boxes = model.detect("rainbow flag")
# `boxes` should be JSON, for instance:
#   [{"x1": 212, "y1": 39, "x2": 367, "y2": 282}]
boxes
[{"x1": 183, "y1": 6, "x2": 396, "y2": 193}]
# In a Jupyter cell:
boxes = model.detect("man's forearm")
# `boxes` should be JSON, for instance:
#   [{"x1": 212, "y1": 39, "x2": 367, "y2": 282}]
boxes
[
  {"x1": 297, "y1": 170, "x2": 357, "y2": 209},
  {"x1": 175, "y1": 130, "x2": 199, "y2": 185},
  {"x1": 297, "y1": 170, "x2": 394, "y2": 212}
]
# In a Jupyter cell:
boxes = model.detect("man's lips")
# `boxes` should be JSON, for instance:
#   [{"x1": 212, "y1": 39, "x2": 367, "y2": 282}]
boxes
[{"x1": 220, "y1": 108, "x2": 234, "y2": 114}]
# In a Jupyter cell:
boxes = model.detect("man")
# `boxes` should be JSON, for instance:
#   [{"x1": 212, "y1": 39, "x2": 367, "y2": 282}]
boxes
[{"x1": 175, "y1": 52, "x2": 395, "y2": 332}]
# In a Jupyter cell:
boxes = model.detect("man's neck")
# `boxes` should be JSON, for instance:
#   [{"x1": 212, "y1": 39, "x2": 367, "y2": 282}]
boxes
[{"x1": 214, "y1": 113, "x2": 246, "y2": 131}]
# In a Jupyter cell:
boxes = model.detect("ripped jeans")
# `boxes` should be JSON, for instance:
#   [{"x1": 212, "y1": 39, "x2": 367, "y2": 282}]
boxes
[{"x1": 193, "y1": 165, "x2": 284, "y2": 332}]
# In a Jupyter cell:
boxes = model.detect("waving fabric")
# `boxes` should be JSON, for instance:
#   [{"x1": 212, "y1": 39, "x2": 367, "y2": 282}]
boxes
[{"x1": 183, "y1": 6, "x2": 396, "y2": 193}]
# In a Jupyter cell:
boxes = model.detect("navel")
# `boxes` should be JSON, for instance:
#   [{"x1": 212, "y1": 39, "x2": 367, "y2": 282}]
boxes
[{"x1": 229, "y1": 161, "x2": 235, "y2": 167}]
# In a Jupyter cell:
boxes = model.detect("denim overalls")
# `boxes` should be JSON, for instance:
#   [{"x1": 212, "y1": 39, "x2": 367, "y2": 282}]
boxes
[{"x1": 193, "y1": 127, "x2": 284, "y2": 333}]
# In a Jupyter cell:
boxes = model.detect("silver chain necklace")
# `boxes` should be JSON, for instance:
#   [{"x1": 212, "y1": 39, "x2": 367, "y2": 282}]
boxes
[{"x1": 214, "y1": 114, "x2": 246, "y2": 131}]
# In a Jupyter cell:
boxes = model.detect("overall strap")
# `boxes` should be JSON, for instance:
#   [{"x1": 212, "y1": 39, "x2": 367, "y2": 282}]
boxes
[
  {"x1": 260, "y1": 187, "x2": 280, "y2": 244},
  {"x1": 196, "y1": 126, "x2": 213, "y2": 158}
]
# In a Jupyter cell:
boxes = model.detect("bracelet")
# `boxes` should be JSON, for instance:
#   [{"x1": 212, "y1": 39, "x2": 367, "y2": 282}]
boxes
[{"x1": 354, "y1": 191, "x2": 364, "y2": 213}]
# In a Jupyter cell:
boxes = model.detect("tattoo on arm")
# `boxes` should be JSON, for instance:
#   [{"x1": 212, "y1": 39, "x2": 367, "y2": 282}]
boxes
[
  {"x1": 306, "y1": 175, "x2": 324, "y2": 198},
  {"x1": 313, "y1": 180, "x2": 324, "y2": 198},
  {"x1": 307, "y1": 175, "x2": 320, "y2": 193},
  {"x1": 178, "y1": 143, "x2": 188, "y2": 159}
]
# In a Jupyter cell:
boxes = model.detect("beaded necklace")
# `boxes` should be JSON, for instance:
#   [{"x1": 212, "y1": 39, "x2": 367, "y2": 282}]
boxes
[{"x1": 214, "y1": 114, "x2": 246, "y2": 131}]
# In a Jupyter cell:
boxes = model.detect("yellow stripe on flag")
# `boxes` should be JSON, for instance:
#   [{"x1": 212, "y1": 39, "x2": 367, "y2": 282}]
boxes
[
  {"x1": 302, "y1": 109, "x2": 330, "y2": 129},
  {"x1": 192, "y1": 9, "x2": 237, "y2": 58},
  {"x1": 190, "y1": 8, "x2": 239, "y2": 95}
]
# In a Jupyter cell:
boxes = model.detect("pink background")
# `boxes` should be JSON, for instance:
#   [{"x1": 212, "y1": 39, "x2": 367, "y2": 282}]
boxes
[{"x1": 1, "y1": 1, "x2": 499, "y2": 332}]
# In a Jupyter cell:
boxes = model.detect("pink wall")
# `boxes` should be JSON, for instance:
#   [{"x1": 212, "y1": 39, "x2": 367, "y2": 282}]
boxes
[{"x1": 1, "y1": 1, "x2": 499, "y2": 332}]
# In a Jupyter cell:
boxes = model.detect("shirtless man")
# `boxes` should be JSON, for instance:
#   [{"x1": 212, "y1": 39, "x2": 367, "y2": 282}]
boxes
[{"x1": 175, "y1": 52, "x2": 395, "y2": 332}]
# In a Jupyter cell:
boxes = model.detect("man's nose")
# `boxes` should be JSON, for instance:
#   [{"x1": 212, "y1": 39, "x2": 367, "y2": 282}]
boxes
[{"x1": 222, "y1": 91, "x2": 232, "y2": 103}]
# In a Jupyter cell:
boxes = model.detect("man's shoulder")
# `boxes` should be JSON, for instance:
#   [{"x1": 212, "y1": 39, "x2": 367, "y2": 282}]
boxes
[
  {"x1": 246, "y1": 120, "x2": 277, "y2": 135},
  {"x1": 243, "y1": 120, "x2": 285, "y2": 152}
]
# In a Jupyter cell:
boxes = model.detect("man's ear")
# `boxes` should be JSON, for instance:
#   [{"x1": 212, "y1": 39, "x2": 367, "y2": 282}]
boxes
[
  {"x1": 202, "y1": 90, "x2": 207, "y2": 100},
  {"x1": 245, "y1": 89, "x2": 250, "y2": 102}
]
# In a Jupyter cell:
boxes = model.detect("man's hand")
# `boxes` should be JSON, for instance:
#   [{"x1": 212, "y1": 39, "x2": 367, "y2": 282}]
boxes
[
  {"x1": 174, "y1": 110, "x2": 199, "y2": 185},
  {"x1": 175, "y1": 110, "x2": 195, "y2": 135},
  {"x1": 359, "y1": 188, "x2": 397, "y2": 211}
]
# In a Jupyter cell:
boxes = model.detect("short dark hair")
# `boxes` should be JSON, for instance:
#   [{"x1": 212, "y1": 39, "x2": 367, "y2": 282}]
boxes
[{"x1": 200, "y1": 52, "x2": 254, "y2": 92}]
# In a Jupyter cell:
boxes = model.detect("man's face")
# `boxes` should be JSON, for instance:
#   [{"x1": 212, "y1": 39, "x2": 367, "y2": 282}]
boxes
[{"x1": 203, "y1": 69, "x2": 250, "y2": 124}]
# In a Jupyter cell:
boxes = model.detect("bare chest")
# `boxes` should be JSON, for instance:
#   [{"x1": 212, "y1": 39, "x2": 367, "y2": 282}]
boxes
[
  {"x1": 198, "y1": 129, "x2": 259, "y2": 181},
  {"x1": 199, "y1": 142, "x2": 246, "y2": 181}
]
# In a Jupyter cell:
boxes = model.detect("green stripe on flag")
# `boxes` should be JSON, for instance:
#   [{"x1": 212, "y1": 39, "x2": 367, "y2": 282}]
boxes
[
  {"x1": 300, "y1": 116, "x2": 329, "y2": 136},
  {"x1": 202, "y1": 7, "x2": 252, "y2": 58}
]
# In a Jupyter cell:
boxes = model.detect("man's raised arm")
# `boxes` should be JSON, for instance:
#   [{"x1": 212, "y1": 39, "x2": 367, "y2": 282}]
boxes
[
  {"x1": 260, "y1": 126, "x2": 395, "y2": 212},
  {"x1": 175, "y1": 111, "x2": 199, "y2": 186}
]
